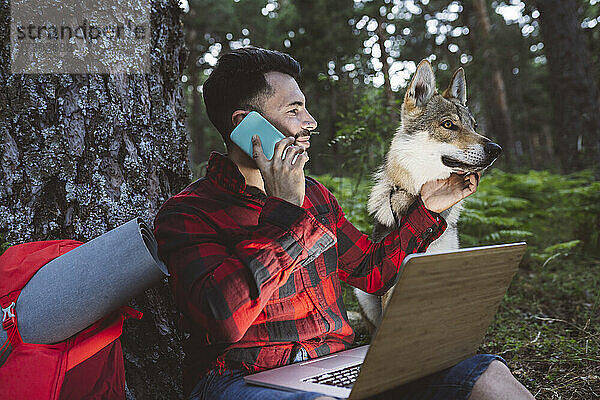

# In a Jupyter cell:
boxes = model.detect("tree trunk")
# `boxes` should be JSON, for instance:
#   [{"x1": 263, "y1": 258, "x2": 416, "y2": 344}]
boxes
[
  {"x1": 187, "y1": 27, "x2": 207, "y2": 165},
  {"x1": 329, "y1": 75, "x2": 339, "y2": 172},
  {"x1": 472, "y1": 0, "x2": 517, "y2": 167},
  {"x1": 533, "y1": 0, "x2": 600, "y2": 172},
  {"x1": 376, "y1": 15, "x2": 398, "y2": 125},
  {"x1": 0, "y1": 0, "x2": 190, "y2": 398}
]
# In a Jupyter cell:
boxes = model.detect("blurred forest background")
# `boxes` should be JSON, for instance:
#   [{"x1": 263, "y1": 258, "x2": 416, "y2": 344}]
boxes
[
  {"x1": 0, "y1": 0, "x2": 598, "y2": 398},
  {"x1": 180, "y1": 0, "x2": 600, "y2": 398},
  {"x1": 182, "y1": 0, "x2": 600, "y2": 176}
]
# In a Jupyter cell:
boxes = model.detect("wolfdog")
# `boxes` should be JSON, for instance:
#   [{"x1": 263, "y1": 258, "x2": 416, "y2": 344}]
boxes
[{"x1": 355, "y1": 59, "x2": 502, "y2": 330}]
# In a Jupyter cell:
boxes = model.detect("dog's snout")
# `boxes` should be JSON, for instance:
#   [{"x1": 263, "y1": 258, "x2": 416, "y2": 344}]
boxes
[{"x1": 484, "y1": 142, "x2": 502, "y2": 159}]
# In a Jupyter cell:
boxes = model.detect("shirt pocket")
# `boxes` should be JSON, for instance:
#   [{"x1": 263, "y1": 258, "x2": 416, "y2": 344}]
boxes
[
  {"x1": 311, "y1": 211, "x2": 338, "y2": 278},
  {"x1": 314, "y1": 211, "x2": 336, "y2": 234}
]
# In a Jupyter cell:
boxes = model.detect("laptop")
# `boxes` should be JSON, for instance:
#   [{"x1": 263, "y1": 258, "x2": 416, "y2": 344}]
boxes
[{"x1": 244, "y1": 242, "x2": 527, "y2": 399}]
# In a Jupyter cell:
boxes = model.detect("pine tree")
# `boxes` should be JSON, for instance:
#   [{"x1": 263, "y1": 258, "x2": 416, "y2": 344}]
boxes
[
  {"x1": 532, "y1": 0, "x2": 600, "y2": 172},
  {"x1": 0, "y1": 0, "x2": 190, "y2": 397}
]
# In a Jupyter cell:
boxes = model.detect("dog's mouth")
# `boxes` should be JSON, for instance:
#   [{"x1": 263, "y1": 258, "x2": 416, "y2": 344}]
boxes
[{"x1": 441, "y1": 156, "x2": 486, "y2": 172}]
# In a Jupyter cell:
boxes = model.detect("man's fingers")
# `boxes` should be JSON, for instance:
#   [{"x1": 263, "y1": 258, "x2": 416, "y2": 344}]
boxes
[
  {"x1": 273, "y1": 136, "x2": 295, "y2": 161},
  {"x1": 252, "y1": 135, "x2": 267, "y2": 166},
  {"x1": 283, "y1": 145, "x2": 304, "y2": 163},
  {"x1": 463, "y1": 174, "x2": 474, "y2": 187},
  {"x1": 461, "y1": 172, "x2": 479, "y2": 187},
  {"x1": 462, "y1": 177, "x2": 477, "y2": 197},
  {"x1": 294, "y1": 151, "x2": 310, "y2": 168},
  {"x1": 469, "y1": 173, "x2": 479, "y2": 185}
]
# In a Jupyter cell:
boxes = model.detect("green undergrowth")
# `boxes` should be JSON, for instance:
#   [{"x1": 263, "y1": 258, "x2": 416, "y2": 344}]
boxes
[
  {"x1": 481, "y1": 256, "x2": 600, "y2": 399},
  {"x1": 316, "y1": 173, "x2": 373, "y2": 234},
  {"x1": 315, "y1": 169, "x2": 600, "y2": 399},
  {"x1": 0, "y1": 234, "x2": 10, "y2": 256}
]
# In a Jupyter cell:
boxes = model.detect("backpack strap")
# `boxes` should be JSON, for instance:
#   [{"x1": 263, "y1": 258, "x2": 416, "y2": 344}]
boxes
[
  {"x1": 1, "y1": 295, "x2": 23, "y2": 357},
  {"x1": 0, "y1": 289, "x2": 143, "y2": 370},
  {"x1": 66, "y1": 306, "x2": 142, "y2": 370}
]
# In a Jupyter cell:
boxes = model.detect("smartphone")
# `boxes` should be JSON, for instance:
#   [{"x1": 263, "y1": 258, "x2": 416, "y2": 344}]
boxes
[{"x1": 230, "y1": 111, "x2": 286, "y2": 160}]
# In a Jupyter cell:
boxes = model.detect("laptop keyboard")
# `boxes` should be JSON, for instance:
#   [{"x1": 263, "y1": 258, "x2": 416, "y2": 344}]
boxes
[{"x1": 303, "y1": 364, "x2": 362, "y2": 389}]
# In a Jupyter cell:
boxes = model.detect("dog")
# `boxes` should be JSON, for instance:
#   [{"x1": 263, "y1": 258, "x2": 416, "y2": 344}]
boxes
[{"x1": 354, "y1": 59, "x2": 502, "y2": 330}]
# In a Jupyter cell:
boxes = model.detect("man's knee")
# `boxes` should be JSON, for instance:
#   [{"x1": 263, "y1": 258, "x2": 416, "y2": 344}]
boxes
[{"x1": 469, "y1": 360, "x2": 534, "y2": 400}]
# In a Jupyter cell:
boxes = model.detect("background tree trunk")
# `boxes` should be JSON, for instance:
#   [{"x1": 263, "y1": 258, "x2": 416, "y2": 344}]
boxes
[
  {"x1": 187, "y1": 27, "x2": 207, "y2": 165},
  {"x1": 472, "y1": 0, "x2": 517, "y2": 167},
  {"x1": 0, "y1": 0, "x2": 190, "y2": 398},
  {"x1": 375, "y1": 14, "x2": 398, "y2": 126},
  {"x1": 533, "y1": 0, "x2": 600, "y2": 173}
]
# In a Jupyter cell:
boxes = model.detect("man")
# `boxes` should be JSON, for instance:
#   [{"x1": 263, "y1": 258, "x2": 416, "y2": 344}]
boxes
[{"x1": 153, "y1": 47, "x2": 533, "y2": 400}]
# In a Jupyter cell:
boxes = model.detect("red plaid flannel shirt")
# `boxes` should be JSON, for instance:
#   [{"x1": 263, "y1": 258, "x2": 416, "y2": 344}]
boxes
[{"x1": 153, "y1": 152, "x2": 446, "y2": 390}]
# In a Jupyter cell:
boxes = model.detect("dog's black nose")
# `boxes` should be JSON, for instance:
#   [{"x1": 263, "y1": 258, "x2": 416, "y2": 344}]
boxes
[{"x1": 484, "y1": 142, "x2": 502, "y2": 159}]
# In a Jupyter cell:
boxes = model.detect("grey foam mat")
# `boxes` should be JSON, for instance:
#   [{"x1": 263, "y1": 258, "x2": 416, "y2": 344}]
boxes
[{"x1": 0, "y1": 218, "x2": 167, "y2": 352}]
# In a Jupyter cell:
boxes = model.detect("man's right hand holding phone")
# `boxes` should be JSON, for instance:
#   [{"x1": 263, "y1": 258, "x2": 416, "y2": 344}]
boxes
[{"x1": 252, "y1": 135, "x2": 308, "y2": 207}]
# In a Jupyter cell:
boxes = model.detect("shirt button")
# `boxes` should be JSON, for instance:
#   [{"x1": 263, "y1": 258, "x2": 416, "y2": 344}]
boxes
[{"x1": 426, "y1": 227, "x2": 434, "y2": 234}]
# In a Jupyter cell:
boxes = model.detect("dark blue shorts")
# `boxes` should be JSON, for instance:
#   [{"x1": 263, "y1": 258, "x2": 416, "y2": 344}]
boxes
[{"x1": 189, "y1": 353, "x2": 507, "y2": 400}]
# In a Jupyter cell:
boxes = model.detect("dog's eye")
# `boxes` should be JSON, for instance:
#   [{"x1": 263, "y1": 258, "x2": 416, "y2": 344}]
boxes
[{"x1": 442, "y1": 120, "x2": 456, "y2": 130}]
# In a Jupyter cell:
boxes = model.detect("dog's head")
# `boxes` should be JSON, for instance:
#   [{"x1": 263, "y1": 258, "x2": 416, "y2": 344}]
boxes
[{"x1": 395, "y1": 59, "x2": 501, "y2": 178}]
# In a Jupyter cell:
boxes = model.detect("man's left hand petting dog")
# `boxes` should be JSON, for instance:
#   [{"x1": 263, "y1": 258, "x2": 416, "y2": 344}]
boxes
[{"x1": 421, "y1": 172, "x2": 482, "y2": 214}]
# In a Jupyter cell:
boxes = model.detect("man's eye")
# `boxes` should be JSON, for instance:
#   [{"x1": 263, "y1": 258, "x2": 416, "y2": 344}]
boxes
[
  {"x1": 288, "y1": 109, "x2": 299, "y2": 115},
  {"x1": 442, "y1": 120, "x2": 457, "y2": 130}
]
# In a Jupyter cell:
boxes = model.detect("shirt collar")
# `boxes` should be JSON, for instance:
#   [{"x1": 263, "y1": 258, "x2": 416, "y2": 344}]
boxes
[{"x1": 205, "y1": 151, "x2": 266, "y2": 200}]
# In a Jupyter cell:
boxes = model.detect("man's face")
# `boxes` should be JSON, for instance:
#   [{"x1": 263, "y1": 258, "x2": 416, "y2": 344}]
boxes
[{"x1": 257, "y1": 71, "x2": 318, "y2": 152}]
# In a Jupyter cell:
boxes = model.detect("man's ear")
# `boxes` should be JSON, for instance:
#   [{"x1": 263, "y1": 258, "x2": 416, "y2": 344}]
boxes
[
  {"x1": 231, "y1": 110, "x2": 250, "y2": 128},
  {"x1": 442, "y1": 68, "x2": 467, "y2": 105},
  {"x1": 404, "y1": 59, "x2": 436, "y2": 110}
]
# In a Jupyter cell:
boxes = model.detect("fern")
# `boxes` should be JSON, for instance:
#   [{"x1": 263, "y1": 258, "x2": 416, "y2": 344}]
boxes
[
  {"x1": 482, "y1": 230, "x2": 534, "y2": 243},
  {"x1": 489, "y1": 197, "x2": 530, "y2": 210},
  {"x1": 314, "y1": 169, "x2": 600, "y2": 263}
]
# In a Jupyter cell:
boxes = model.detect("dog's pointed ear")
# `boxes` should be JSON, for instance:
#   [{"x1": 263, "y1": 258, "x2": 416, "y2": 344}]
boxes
[
  {"x1": 443, "y1": 67, "x2": 467, "y2": 105},
  {"x1": 404, "y1": 60, "x2": 435, "y2": 107},
  {"x1": 404, "y1": 59, "x2": 436, "y2": 109}
]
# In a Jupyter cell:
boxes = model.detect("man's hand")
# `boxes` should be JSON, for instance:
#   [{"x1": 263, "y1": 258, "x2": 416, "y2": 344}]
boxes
[
  {"x1": 252, "y1": 135, "x2": 308, "y2": 207},
  {"x1": 420, "y1": 172, "x2": 481, "y2": 214}
]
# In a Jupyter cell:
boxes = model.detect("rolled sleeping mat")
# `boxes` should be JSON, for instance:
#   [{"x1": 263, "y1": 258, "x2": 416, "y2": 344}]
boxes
[{"x1": 0, "y1": 217, "x2": 168, "y2": 349}]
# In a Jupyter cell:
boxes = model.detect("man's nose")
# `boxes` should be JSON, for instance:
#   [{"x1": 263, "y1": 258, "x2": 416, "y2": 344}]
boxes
[{"x1": 302, "y1": 110, "x2": 318, "y2": 131}]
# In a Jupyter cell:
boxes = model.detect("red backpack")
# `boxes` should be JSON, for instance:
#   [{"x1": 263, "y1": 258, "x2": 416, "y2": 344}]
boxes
[{"x1": 0, "y1": 240, "x2": 142, "y2": 399}]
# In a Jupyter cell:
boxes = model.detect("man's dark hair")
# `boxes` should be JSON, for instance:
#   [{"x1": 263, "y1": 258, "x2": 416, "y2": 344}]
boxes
[{"x1": 203, "y1": 46, "x2": 301, "y2": 139}]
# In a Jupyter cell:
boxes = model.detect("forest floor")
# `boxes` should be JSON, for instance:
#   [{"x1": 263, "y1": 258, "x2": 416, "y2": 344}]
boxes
[
  {"x1": 343, "y1": 255, "x2": 600, "y2": 399},
  {"x1": 322, "y1": 169, "x2": 600, "y2": 399}
]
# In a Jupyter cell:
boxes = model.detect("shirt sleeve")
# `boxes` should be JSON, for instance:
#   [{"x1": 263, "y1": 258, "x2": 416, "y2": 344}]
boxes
[
  {"x1": 334, "y1": 194, "x2": 447, "y2": 295},
  {"x1": 153, "y1": 196, "x2": 336, "y2": 344}
]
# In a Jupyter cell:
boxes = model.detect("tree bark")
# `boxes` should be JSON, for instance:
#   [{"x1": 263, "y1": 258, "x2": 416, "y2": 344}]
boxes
[
  {"x1": 472, "y1": 0, "x2": 517, "y2": 166},
  {"x1": 533, "y1": 0, "x2": 600, "y2": 172},
  {"x1": 0, "y1": 0, "x2": 190, "y2": 398}
]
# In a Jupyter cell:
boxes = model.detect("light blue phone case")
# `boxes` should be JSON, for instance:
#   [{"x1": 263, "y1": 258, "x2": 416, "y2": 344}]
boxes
[{"x1": 229, "y1": 111, "x2": 286, "y2": 160}]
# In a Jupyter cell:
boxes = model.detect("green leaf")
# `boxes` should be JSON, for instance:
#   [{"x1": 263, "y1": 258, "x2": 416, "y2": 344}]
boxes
[{"x1": 0, "y1": 234, "x2": 11, "y2": 256}]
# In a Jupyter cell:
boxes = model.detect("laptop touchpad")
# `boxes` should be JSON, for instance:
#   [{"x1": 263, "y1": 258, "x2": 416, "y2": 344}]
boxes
[{"x1": 300, "y1": 355, "x2": 362, "y2": 370}]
